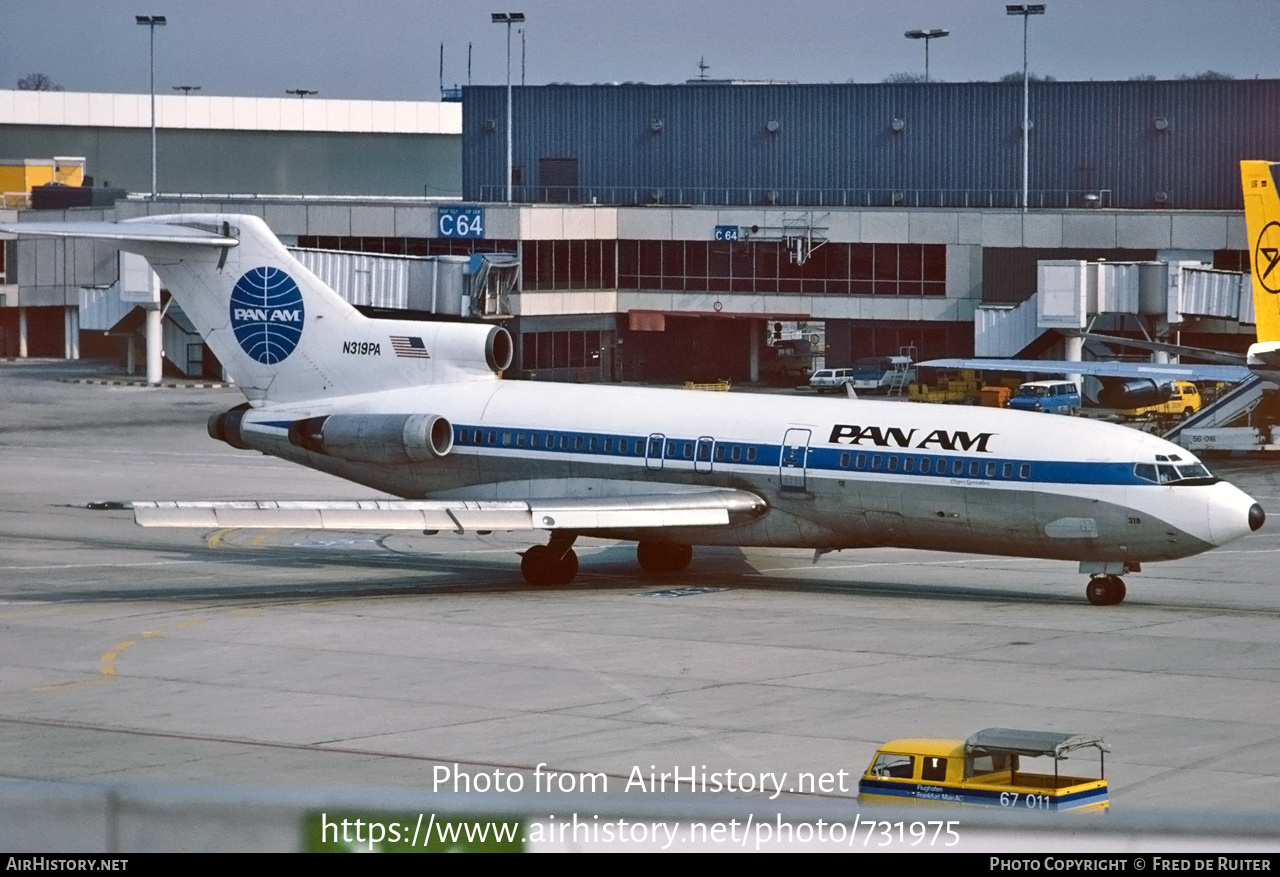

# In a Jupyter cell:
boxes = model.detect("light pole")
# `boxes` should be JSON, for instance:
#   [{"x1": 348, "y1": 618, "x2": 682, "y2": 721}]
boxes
[
  {"x1": 1006, "y1": 4, "x2": 1045, "y2": 213},
  {"x1": 136, "y1": 15, "x2": 166, "y2": 199},
  {"x1": 172, "y1": 85, "x2": 200, "y2": 95},
  {"x1": 286, "y1": 89, "x2": 318, "y2": 98},
  {"x1": 903, "y1": 28, "x2": 949, "y2": 83},
  {"x1": 491, "y1": 12, "x2": 525, "y2": 203}
]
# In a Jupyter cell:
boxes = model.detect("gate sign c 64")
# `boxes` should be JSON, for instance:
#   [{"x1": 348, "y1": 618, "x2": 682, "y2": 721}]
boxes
[
  {"x1": 714, "y1": 225, "x2": 740, "y2": 241},
  {"x1": 439, "y1": 206, "x2": 485, "y2": 239}
]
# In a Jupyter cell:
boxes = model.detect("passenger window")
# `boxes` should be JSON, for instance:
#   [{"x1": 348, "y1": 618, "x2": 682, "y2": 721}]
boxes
[
  {"x1": 871, "y1": 754, "x2": 915, "y2": 780},
  {"x1": 903, "y1": 457, "x2": 914, "y2": 473},
  {"x1": 731, "y1": 446, "x2": 742, "y2": 462},
  {"x1": 856, "y1": 454, "x2": 866, "y2": 470},
  {"x1": 747, "y1": 447, "x2": 758, "y2": 463},
  {"x1": 887, "y1": 456, "x2": 898, "y2": 472},
  {"x1": 560, "y1": 435, "x2": 570, "y2": 451},
  {"x1": 921, "y1": 757, "x2": 947, "y2": 783},
  {"x1": 920, "y1": 457, "x2": 931, "y2": 475},
  {"x1": 1002, "y1": 462, "x2": 1013, "y2": 478},
  {"x1": 1020, "y1": 463, "x2": 1031, "y2": 479},
  {"x1": 516, "y1": 432, "x2": 526, "y2": 448},
  {"x1": 459, "y1": 429, "x2": 470, "y2": 444},
  {"x1": 871, "y1": 455, "x2": 882, "y2": 470},
  {"x1": 666, "y1": 442, "x2": 678, "y2": 459},
  {"x1": 969, "y1": 460, "x2": 981, "y2": 477},
  {"x1": 574, "y1": 436, "x2": 584, "y2": 451},
  {"x1": 487, "y1": 431, "x2": 497, "y2": 445},
  {"x1": 620, "y1": 439, "x2": 629, "y2": 454},
  {"x1": 589, "y1": 437, "x2": 599, "y2": 452},
  {"x1": 683, "y1": 443, "x2": 694, "y2": 460},
  {"x1": 840, "y1": 453, "x2": 851, "y2": 469},
  {"x1": 530, "y1": 433, "x2": 540, "y2": 448},
  {"x1": 604, "y1": 438, "x2": 614, "y2": 453},
  {"x1": 985, "y1": 462, "x2": 996, "y2": 478},
  {"x1": 952, "y1": 460, "x2": 964, "y2": 476},
  {"x1": 649, "y1": 437, "x2": 663, "y2": 457},
  {"x1": 716, "y1": 445, "x2": 726, "y2": 461}
]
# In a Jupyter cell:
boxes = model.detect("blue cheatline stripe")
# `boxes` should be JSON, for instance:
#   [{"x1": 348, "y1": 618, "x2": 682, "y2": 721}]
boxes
[
  {"x1": 858, "y1": 778, "x2": 1107, "y2": 811},
  {"x1": 446, "y1": 423, "x2": 1148, "y2": 488}
]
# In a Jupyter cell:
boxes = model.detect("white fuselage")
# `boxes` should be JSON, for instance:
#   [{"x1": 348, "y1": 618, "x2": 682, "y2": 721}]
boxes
[{"x1": 233, "y1": 380, "x2": 1260, "y2": 565}]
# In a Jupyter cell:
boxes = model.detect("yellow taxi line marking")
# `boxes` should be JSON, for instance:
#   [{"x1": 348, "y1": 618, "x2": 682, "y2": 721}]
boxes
[
  {"x1": 112, "y1": 641, "x2": 135, "y2": 651},
  {"x1": 206, "y1": 528, "x2": 234, "y2": 549},
  {"x1": 142, "y1": 631, "x2": 161, "y2": 638},
  {"x1": 100, "y1": 666, "x2": 116, "y2": 676},
  {"x1": 250, "y1": 530, "x2": 277, "y2": 547},
  {"x1": 178, "y1": 620, "x2": 204, "y2": 628},
  {"x1": 101, "y1": 652, "x2": 117, "y2": 663}
]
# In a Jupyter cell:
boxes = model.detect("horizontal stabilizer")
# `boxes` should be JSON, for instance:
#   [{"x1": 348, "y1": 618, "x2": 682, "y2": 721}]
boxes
[
  {"x1": 0, "y1": 220, "x2": 237, "y2": 248},
  {"x1": 132, "y1": 488, "x2": 766, "y2": 533}
]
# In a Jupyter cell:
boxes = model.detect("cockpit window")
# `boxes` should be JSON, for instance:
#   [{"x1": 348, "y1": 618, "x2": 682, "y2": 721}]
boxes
[{"x1": 1135, "y1": 459, "x2": 1214, "y2": 485}]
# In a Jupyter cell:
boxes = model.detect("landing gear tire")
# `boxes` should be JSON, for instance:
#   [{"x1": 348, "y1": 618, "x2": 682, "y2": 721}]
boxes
[
  {"x1": 1085, "y1": 574, "x2": 1126, "y2": 606},
  {"x1": 636, "y1": 541, "x2": 693, "y2": 575},
  {"x1": 520, "y1": 544, "x2": 579, "y2": 587}
]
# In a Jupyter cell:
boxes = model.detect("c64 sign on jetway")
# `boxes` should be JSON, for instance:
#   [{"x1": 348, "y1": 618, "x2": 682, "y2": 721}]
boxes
[{"x1": 438, "y1": 206, "x2": 485, "y2": 239}]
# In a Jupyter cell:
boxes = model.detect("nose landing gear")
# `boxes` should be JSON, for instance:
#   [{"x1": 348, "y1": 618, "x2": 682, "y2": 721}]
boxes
[{"x1": 1085, "y1": 574, "x2": 1126, "y2": 606}]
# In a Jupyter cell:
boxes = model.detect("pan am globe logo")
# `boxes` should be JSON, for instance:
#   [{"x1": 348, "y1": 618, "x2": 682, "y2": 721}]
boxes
[{"x1": 229, "y1": 267, "x2": 305, "y2": 364}]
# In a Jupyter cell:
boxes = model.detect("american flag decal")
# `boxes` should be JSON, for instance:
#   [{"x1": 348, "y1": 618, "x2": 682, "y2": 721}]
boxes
[{"x1": 390, "y1": 336, "x2": 431, "y2": 359}]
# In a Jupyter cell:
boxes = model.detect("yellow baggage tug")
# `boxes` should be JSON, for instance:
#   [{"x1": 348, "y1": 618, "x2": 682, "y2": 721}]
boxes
[{"x1": 858, "y1": 728, "x2": 1110, "y2": 812}]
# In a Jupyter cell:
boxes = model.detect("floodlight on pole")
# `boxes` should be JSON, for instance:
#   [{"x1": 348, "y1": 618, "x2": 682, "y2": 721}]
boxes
[
  {"x1": 286, "y1": 89, "x2": 319, "y2": 98},
  {"x1": 492, "y1": 12, "x2": 525, "y2": 203},
  {"x1": 903, "y1": 28, "x2": 949, "y2": 83},
  {"x1": 1006, "y1": 3, "x2": 1045, "y2": 213},
  {"x1": 172, "y1": 85, "x2": 200, "y2": 95},
  {"x1": 135, "y1": 14, "x2": 166, "y2": 199}
]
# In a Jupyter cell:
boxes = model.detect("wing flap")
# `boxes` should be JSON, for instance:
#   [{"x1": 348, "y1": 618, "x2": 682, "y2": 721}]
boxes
[{"x1": 131, "y1": 489, "x2": 763, "y2": 532}]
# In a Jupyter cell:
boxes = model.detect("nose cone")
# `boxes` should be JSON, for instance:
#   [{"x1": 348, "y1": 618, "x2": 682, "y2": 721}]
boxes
[{"x1": 1208, "y1": 481, "x2": 1264, "y2": 546}]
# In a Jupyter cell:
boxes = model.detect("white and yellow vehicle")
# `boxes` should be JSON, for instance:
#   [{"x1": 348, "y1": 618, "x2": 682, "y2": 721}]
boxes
[
  {"x1": 858, "y1": 728, "x2": 1110, "y2": 813},
  {"x1": 1117, "y1": 380, "x2": 1201, "y2": 420}
]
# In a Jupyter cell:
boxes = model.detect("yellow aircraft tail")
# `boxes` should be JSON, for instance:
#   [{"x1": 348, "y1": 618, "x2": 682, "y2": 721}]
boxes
[{"x1": 1241, "y1": 160, "x2": 1280, "y2": 343}]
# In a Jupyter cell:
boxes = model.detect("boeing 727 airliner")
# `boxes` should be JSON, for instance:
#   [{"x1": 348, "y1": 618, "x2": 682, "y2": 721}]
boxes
[{"x1": 2, "y1": 163, "x2": 1273, "y2": 606}]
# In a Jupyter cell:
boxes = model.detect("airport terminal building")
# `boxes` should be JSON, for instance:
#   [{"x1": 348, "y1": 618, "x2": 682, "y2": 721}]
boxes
[{"x1": 2, "y1": 78, "x2": 1277, "y2": 382}]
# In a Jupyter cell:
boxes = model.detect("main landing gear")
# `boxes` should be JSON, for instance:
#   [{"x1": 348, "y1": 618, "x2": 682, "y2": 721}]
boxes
[
  {"x1": 519, "y1": 537, "x2": 695, "y2": 586},
  {"x1": 1085, "y1": 574, "x2": 1127, "y2": 606},
  {"x1": 520, "y1": 533, "x2": 578, "y2": 586},
  {"x1": 637, "y1": 541, "x2": 693, "y2": 575}
]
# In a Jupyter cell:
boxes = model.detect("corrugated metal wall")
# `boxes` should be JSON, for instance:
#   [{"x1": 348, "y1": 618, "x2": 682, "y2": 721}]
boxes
[{"x1": 463, "y1": 80, "x2": 1280, "y2": 209}]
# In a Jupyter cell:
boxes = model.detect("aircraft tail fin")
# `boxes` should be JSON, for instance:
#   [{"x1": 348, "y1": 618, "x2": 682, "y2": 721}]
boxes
[
  {"x1": 1241, "y1": 161, "x2": 1280, "y2": 344},
  {"x1": 0, "y1": 214, "x2": 509, "y2": 404}
]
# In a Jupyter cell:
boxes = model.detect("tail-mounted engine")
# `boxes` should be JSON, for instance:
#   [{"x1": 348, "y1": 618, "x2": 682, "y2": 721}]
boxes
[
  {"x1": 208, "y1": 403, "x2": 252, "y2": 449},
  {"x1": 1096, "y1": 378, "x2": 1173, "y2": 409},
  {"x1": 287, "y1": 413, "x2": 454, "y2": 464}
]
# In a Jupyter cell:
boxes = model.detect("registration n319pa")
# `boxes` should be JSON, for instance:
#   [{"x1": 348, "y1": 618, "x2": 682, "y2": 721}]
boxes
[{"x1": 4, "y1": 165, "x2": 1273, "y2": 606}]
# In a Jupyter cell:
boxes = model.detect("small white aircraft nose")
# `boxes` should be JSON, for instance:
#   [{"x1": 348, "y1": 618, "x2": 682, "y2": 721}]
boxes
[{"x1": 1207, "y1": 481, "x2": 1265, "y2": 546}]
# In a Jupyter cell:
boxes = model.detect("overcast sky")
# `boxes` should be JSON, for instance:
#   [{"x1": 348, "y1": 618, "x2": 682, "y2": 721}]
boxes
[{"x1": 2, "y1": 0, "x2": 1276, "y2": 99}]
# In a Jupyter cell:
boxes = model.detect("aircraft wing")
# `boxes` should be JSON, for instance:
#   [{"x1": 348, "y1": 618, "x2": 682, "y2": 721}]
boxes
[
  {"x1": 132, "y1": 487, "x2": 767, "y2": 532},
  {"x1": 920, "y1": 358, "x2": 1254, "y2": 383},
  {"x1": 1083, "y1": 334, "x2": 1248, "y2": 365}
]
